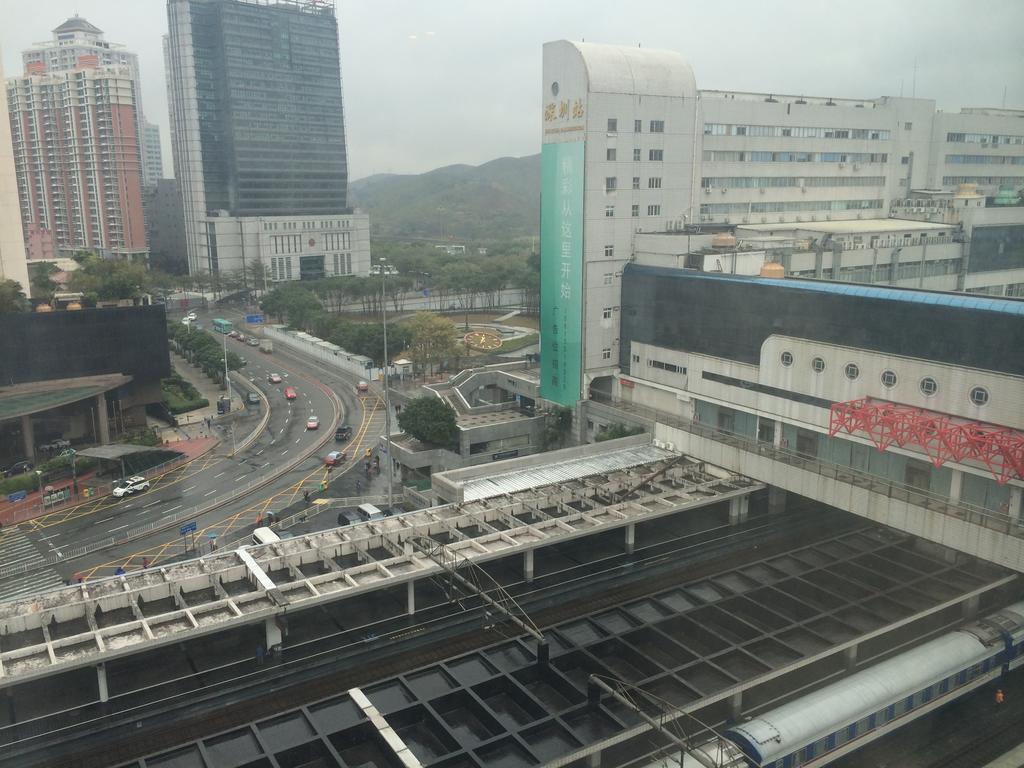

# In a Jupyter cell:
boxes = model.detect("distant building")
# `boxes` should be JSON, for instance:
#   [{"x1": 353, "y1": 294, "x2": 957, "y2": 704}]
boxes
[
  {"x1": 144, "y1": 179, "x2": 187, "y2": 275},
  {"x1": 7, "y1": 18, "x2": 148, "y2": 262},
  {"x1": 0, "y1": 49, "x2": 29, "y2": 295},
  {"x1": 143, "y1": 123, "x2": 164, "y2": 189},
  {"x1": 165, "y1": 0, "x2": 369, "y2": 281}
]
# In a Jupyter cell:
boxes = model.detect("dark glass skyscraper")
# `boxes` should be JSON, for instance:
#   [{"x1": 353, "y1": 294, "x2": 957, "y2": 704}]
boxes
[{"x1": 166, "y1": 0, "x2": 350, "y2": 273}]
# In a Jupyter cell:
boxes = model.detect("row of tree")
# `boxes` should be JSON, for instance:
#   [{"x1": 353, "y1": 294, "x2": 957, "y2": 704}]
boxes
[{"x1": 167, "y1": 322, "x2": 246, "y2": 383}]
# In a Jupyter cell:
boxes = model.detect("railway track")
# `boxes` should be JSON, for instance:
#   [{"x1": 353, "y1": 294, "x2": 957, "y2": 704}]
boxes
[{"x1": 15, "y1": 506, "x2": 852, "y2": 768}]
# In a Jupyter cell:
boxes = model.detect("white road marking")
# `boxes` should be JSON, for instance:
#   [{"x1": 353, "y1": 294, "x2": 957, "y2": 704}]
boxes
[
  {"x1": 166, "y1": 504, "x2": 182, "y2": 513},
  {"x1": 204, "y1": 489, "x2": 217, "y2": 497},
  {"x1": 183, "y1": 485, "x2": 197, "y2": 493},
  {"x1": 214, "y1": 471, "x2": 226, "y2": 478},
  {"x1": 295, "y1": 437, "x2": 301, "y2": 444},
  {"x1": 236, "y1": 474, "x2": 248, "y2": 482},
  {"x1": 109, "y1": 524, "x2": 131, "y2": 532},
  {"x1": 98, "y1": 516, "x2": 116, "y2": 524},
  {"x1": 38, "y1": 533, "x2": 61, "y2": 541},
  {"x1": 256, "y1": 449, "x2": 264, "y2": 455},
  {"x1": 281, "y1": 450, "x2": 289, "y2": 456},
  {"x1": 144, "y1": 499, "x2": 162, "y2": 507}
]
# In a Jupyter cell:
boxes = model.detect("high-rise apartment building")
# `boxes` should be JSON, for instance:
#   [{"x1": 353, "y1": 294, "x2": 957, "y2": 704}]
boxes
[
  {"x1": 0, "y1": 50, "x2": 30, "y2": 294},
  {"x1": 143, "y1": 123, "x2": 164, "y2": 188},
  {"x1": 7, "y1": 56, "x2": 147, "y2": 262},
  {"x1": 540, "y1": 40, "x2": 1024, "y2": 408},
  {"x1": 165, "y1": 0, "x2": 369, "y2": 281}
]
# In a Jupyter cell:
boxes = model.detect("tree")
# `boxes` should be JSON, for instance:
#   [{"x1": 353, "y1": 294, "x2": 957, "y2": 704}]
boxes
[
  {"x1": 29, "y1": 262, "x2": 60, "y2": 300},
  {"x1": 397, "y1": 396, "x2": 457, "y2": 448},
  {"x1": 247, "y1": 257, "x2": 270, "y2": 294},
  {"x1": 260, "y1": 284, "x2": 322, "y2": 328},
  {"x1": 0, "y1": 279, "x2": 28, "y2": 314},
  {"x1": 67, "y1": 254, "x2": 152, "y2": 302},
  {"x1": 405, "y1": 312, "x2": 457, "y2": 374}
]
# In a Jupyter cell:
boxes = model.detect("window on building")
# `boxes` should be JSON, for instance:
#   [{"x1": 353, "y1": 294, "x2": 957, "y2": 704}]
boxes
[
  {"x1": 904, "y1": 122, "x2": 913, "y2": 130},
  {"x1": 604, "y1": 245, "x2": 614, "y2": 258},
  {"x1": 649, "y1": 149, "x2": 664, "y2": 161},
  {"x1": 901, "y1": 156, "x2": 910, "y2": 165},
  {"x1": 781, "y1": 351, "x2": 794, "y2": 367},
  {"x1": 812, "y1": 357, "x2": 826, "y2": 373},
  {"x1": 631, "y1": 204, "x2": 640, "y2": 217},
  {"x1": 633, "y1": 148, "x2": 642, "y2": 162},
  {"x1": 605, "y1": 205, "x2": 615, "y2": 217},
  {"x1": 602, "y1": 307, "x2": 612, "y2": 319},
  {"x1": 920, "y1": 377, "x2": 938, "y2": 396},
  {"x1": 969, "y1": 386, "x2": 989, "y2": 406},
  {"x1": 607, "y1": 148, "x2": 617, "y2": 161},
  {"x1": 648, "y1": 177, "x2": 662, "y2": 189},
  {"x1": 607, "y1": 118, "x2": 617, "y2": 133},
  {"x1": 650, "y1": 120, "x2": 665, "y2": 133},
  {"x1": 631, "y1": 354, "x2": 640, "y2": 363},
  {"x1": 845, "y1": 363, "x2": 860, "y2": 380},
  {"x1": 634, "y1": 119, "x2": 642, "y2": 132},
  {"x1": 881, "y1": 369, "x2": 898, "y2": 388},
  {"x1": 632, "y1": 176, "x2": 641, "y2": 189},
  {"x1": 602, "y1": 348, "x2": 612, "y2": 360},
  {"x1": 647, "y1": 205, "x2": 661, "y2": 215},
  {"x1": 603, "y1": 272, "x2": 614, "y2": 285},
  {"x1": 605, "y1": 177, "x2": 617, "y2": 192}
]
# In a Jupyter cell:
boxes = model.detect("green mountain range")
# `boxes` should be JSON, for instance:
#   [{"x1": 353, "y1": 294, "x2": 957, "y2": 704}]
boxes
[{"x1": 349, "y1": 154, "x2": 540, "y2": 242}]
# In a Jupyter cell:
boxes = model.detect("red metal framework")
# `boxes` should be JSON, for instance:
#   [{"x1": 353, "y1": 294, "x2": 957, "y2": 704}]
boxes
[{"x1": 828, "y1": 398, "x2": 1024, "y2": 485}]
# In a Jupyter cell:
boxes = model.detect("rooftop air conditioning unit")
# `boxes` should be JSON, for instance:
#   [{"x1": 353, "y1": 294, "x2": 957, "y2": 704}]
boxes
[
  {"x1": 704, "y1": 187, "x2": 711, "y2": 194},
  {"x1": 759, "y1": 187, "x2": 766, "y2": 194}
]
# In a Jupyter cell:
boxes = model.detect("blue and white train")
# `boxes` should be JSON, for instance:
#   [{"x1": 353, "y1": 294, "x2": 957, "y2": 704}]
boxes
[{"x1": 665, "y1": 599, "x2": 1024, "y2": 768}]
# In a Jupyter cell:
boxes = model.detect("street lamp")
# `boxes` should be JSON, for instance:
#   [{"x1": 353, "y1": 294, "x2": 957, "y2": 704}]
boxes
[
  {"x1": 380, "y1": 258, "x2": 395, "y2": 513},
  {"x1": 222, "y1": 332, "x2": 237, "y2": 456}
]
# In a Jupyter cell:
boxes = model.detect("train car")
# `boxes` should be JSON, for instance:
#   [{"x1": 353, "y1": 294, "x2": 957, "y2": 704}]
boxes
[{"x1": 723, "y1": 600, "x2": 1024, "y2": 767}]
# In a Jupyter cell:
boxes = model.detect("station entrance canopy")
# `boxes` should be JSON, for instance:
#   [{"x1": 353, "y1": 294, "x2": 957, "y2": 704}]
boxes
[
  {"x1": 829, "y1": 398, "x2": 1024, "y2": 484},
  {"x1": 0, "y1": 374, "x2": 130, "y2": 422}
]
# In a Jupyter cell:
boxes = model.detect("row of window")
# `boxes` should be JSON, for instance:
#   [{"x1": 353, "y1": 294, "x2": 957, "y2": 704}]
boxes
[
  {"x1": 606, "y1": 148, "x2": 664, "y2": 162},
  {"x1": 607, "y1": 119, "x2": 664, "y2": 133},
  {"x1": 703, "y1": 150, "x2": 889, "y2": 164},
  {"x1": 701, "y1": 176, "x2": 886, "y2": 189},
  {"x1": 605, "y1": 168, "x2": 665, "y2": 191},
  {"x1": 943, "y1": 175, "x2": 1024, "y2": 186},
  {"x1": 946, "y1": 132, "x2": 1024, "y2": 145},
  {"x1": 704, "y1": 124, "x2": 891, "y2": 140},
  {"x1": 780, "y1": 351, "x2": 990, "y2": 405},
  {"x1": 700, "y1": 199, "x2": 883, "y2": 214},
  {"x1": 946, "y1": 154, "x2": 1024, "y2": 165}
]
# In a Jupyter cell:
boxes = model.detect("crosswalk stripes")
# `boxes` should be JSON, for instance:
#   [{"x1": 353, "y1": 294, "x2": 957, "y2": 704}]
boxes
[{"x1": 0, "y1": 528, "x2": 66, "y2": 600}]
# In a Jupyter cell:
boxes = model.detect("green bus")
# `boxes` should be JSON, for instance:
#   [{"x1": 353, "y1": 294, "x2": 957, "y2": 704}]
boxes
[{"x1": 212, "y1": 318, "x2": 233, "y2": 334}]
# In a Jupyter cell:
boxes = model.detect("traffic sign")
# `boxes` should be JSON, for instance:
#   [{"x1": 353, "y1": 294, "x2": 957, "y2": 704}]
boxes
[
  {"x1": 180, "y1": 521, "x2": 197, "y2": 535},
  {"x1": 245, "y1": 313, "x2": 264, "y2": 324}
]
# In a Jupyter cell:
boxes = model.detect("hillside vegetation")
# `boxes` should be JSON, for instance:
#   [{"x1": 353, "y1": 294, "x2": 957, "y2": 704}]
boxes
[{"x1": 350, "y1": 154, "x2": 540, "y2": 241}]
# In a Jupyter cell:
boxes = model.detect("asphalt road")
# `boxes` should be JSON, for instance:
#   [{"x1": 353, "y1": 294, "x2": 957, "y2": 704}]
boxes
[{"x1": 0, "y1": 310, "x2": 389, "y2": 588}]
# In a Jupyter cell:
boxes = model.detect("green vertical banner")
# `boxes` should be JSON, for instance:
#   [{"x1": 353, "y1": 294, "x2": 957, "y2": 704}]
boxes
[{"x1": 540, "y1": 141, "x2": 585, "y2": 407}]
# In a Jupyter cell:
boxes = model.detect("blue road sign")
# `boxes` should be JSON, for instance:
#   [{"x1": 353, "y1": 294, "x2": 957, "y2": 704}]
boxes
[
  {"x1": 180, "y1": 521, "x2": 197, "y2": 535},
  {"x1": 245, "y1": 313, "x2": 264, "y2": 324}
]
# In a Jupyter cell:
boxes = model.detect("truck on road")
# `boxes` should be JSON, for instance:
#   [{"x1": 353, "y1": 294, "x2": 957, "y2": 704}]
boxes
[{"x1": 259, "y1": 338, "x2": 273, "y2": 354}]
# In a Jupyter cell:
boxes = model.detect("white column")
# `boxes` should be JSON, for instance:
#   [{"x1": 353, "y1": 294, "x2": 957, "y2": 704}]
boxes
[
  {"x1": 773, "y1": 419, "x2": 783, "y2": 449},
  {"x1": 768, "y1": 486, "x2": 787, "y2": 515},
  {"x1": 729, "y1": 495, "x2": 749, "y2": 525},
  {"x1": 524, "y1": 549, "x2": 534, "y2": 583},
  {"x1": 843, "y1": 644, "x2": 858, "y2": 671},
  {"x1": 1009, "y1": 486, "x2": 1023, "y2": 526},
  {"x1": 586, "y1": 752, "x2": 601, "y2": 768},
  {"x1": 962, "y1": 593, "x2": 980, "y2": 620},
  {"x1": 265, "y1": 615, "x2": 283, "y2": 650},
  {"x1": 407, "y1": 580, "x2": 415, "y2": 616},
  {"x1": 949, "y1": 469, "x2": 963, "y2": 504},
  {"x1": 97, "y1": 663, "x2": 109, "y2": 703},
  {"x1": 728, "y1": 690, "x2": 742, "y2": 720},
  {"x1": 625, "y1": 523, "x2": 635, "y2": 555}
]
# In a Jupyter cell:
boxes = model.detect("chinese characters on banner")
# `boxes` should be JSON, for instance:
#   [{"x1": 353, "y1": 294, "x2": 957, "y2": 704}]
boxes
[{"x1": 540, "y1": 141, "x2": 584, "y2": 406}]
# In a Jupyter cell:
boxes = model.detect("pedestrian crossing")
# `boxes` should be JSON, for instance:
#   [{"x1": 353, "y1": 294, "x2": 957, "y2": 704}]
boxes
[{"x1": 0, "y1": 528, "x2": 66, "y2": 600}]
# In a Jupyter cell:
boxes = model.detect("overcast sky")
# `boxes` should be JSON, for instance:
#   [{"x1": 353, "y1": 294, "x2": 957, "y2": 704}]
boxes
[{"x1": 2, "y1": 0, "x2": 1022, "y2": 180}]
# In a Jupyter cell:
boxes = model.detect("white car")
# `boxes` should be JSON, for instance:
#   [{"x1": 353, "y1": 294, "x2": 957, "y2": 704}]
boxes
[
  {"x1": 186, "y1": 311, "x2": 198, "y2": 321},
  {"x1": 112, "y1": 475, "x2": 151, "y2": 498}
]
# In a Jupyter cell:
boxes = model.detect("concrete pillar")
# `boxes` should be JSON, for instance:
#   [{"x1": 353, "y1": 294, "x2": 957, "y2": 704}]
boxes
[
  {"x1": 524, "y1": 549, "x2": 534, "y2": 583},
  {"x1": 963, "y1": 593, "x2": 980, "y2": 621},
  {"x1": 773, "y1": 419, "x2": 783, "y2": 449},
  {"x1": 949, "y1": 469, "x2": 963, "y2": 504},
  {"x1": 727, "y1": 690, "x2": 742, "y2": 721},
  {"x1": 407, "y1": 580, "x2": 415, "y2": 616},
  {"x1": 265, "y1": 615, "x2": 283, "y2": 650},
  {"x1": 768, "y1": 486, "x2": 787, "y2": 515},
  {"x1": 1009, "y1": 486, "x2": 1023, "y2": 526},
  {"x1": 97, "y1": 663, "x2": 109, "y2": 703},
  {"x1": 843, "y1": 644, "x2": 858, "y2": 671},
  {"x1": 95, "y1": 394, "x2": 111, "y2": 444},
  {"x1": 625, "y1": 523, "x2": 635, "y2": 555},
  {"x1": 729, "y1": 496, "x2": 749, "y2": 525},
  {"x1": 21, "y1": 415, "x2": 34, "y2": 460},
  {"x1": 586, "y1": 752, "x2": 601, "y2": 768}
]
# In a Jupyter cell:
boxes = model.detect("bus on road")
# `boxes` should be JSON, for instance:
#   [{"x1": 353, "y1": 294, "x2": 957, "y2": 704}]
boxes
[{"x1": 213, "y1": 318, "x2": 233, "y2": 334}]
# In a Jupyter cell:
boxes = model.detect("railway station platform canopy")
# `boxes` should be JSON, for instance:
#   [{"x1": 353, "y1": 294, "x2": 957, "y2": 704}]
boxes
[
  {"x1": 0, "y1": 446, "x2": 762, "y2": 686},
  {"x1": 0, "y1": 374, "x2": 130, "y2": 421}
]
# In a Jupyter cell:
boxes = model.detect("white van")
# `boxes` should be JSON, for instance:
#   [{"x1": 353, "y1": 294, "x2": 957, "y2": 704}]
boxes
[
  {"x1": 357, "y1": 503, "x2": 385, "y2": 521},
  {"x1": 251, "y1": 526, "x2": 282, "y2": 545}
]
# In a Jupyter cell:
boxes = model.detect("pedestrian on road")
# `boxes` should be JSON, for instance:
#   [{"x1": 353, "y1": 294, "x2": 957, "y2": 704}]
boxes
[
  {"x1": 75, "y1": 572, "x2": 83, "y2": 584},
  {"x1": 303, "y1": 490, "x2": 310, "y2": 503},
  {"x1": 256, "y1": 513, "x2": 263, "y2": 527},
  {"x1": 115, "y1": 566, "x2": 126, "y2": 576},
  {"x1": 255, "y1": 644, "x2": 265, "y2": 665},
  {"x1": 995, "y1": 688, "x2": 1005, "y2": 706},
  {"x1": 142, "y1": 557, "x2": 151, "y2": 569},
  {"x1": 355, "y1": 478, "x2": 362, "y2": 493}
]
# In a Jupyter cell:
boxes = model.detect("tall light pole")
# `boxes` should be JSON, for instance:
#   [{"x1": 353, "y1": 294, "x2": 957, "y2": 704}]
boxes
[
  {"x1": 380, "y1": 258, "x2": 395, "y2": 513},
  {"x1": 222, "y1": 331, "x2": 237, "y2": 455}
]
